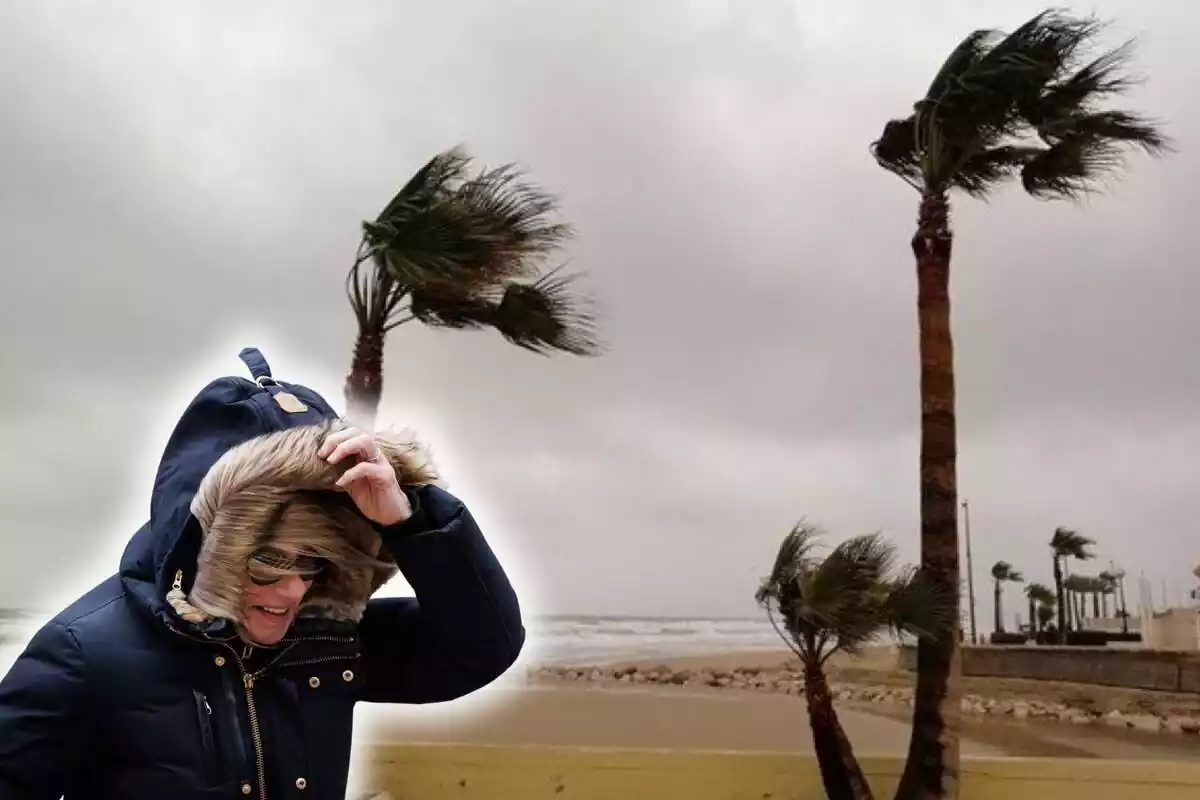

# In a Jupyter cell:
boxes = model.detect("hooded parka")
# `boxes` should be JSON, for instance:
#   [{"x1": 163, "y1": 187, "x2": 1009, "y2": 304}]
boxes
[{"x1": 0, "y1": 349, "x2": 525, "y2": 799}]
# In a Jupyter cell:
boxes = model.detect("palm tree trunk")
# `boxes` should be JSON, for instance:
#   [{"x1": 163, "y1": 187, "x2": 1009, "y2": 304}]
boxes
[
  {"x1": 1027, "y1": 597, "x2": 1035, "y2": 634},
  {"x1": 896, "y1": 191, "x2": 961, "y2": 800},
  {"x1": 344, "y1": 325, "x2": 385, "y2": 430},
  {"x1": 1054, "y1": 557, "x2": 1067, "y2": 643},
  {"x1": 804, "y1": 662, "x2": 875, "y2": 800},
  {"x1": 993, "y1": 581, "x2": 1003, "y2": 635},
  {"x1": 1092, "y1": 592, "x2": 1100, "y2": 619},
  {"x1": 1119, "y1": 579, "x2": 1129, "y2": 634}
]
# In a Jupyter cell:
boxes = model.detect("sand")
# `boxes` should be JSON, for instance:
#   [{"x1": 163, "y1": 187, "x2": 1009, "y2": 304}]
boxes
[
  {"x1": 357, "y1": 682, "x2": 1000, "y2": 756},
  {"x1": 355, "y1": 648, "x2": 1200, "y2": 763}
]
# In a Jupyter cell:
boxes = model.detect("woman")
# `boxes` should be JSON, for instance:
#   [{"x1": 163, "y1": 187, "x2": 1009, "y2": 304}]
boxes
[{"x1": 0, "y1": 348, "x2": 524, "y2": 799}]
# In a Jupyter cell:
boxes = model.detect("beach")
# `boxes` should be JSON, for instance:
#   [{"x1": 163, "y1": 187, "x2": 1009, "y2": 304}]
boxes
[{"x1": 355, "y1": 647, "x2": 1200, "y2": 763}]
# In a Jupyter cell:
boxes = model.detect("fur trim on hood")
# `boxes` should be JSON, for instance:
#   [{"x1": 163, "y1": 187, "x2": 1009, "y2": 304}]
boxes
[{"x1": 166, "y1": 418, "x2": 439, "y2": 626}]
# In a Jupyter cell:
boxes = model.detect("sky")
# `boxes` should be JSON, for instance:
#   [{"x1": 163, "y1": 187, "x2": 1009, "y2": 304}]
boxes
[{"x1": 1, "y1": 0, "x2": 1196, "y2": 623}]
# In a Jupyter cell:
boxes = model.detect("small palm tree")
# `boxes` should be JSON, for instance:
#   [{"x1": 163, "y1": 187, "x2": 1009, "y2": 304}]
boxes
[
  {"x1": 871, "y1": 10, "x2": 1167, "y2": 792},
  {"x1": 756, "y1": 522, "x2": 954, "y2": 800},
  {"x1": 1024, "y1": 583, "x2": 1055, "y2": 632},
  {"x1": 344, "y1": 147, "x2": 602, "y2": 427},
  {"x1": 1051, "y1": 527, "x2": 1095, "y2": 641},
  {"x1": 1036, "y1": 602, "x2": 1057, "y2": 632},
  {"x1": 990, "y1": 562, "x2": 1024, "y2": 634}
]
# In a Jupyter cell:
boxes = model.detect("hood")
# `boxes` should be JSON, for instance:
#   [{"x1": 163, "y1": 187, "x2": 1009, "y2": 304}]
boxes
[{"x1": 118, "y1": 347, "x2": 438, "y2": 637}]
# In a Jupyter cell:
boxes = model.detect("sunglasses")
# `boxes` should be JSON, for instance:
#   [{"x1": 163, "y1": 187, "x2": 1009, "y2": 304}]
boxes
[{"x1": 247, "y1": 548, "x2": 328, "y2": 586}]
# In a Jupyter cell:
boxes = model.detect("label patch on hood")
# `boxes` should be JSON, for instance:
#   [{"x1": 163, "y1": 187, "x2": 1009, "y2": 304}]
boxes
[{"x1": 273, "y1": 391, "x2": 309, "y2": 413}]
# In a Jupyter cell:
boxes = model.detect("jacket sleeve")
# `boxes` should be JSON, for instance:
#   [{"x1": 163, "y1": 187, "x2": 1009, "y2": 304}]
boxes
[
  {"x1": 358, "y1": 484, "x2": 525, "y2": 704},
  {"x1": 0, "y1": 620, "x2": 89, "y2": 799}
]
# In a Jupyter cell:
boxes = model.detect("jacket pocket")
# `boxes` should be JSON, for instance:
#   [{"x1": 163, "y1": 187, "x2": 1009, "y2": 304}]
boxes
[{"x1": 193, "y1": 689, "x2": 218, "y2": 782}]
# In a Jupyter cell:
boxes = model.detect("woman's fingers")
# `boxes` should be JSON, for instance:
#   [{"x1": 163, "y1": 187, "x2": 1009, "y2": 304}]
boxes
[
  {"x1": 321, "y1": 427, "x2": 380, "y2": 465},
  {"x1": 317, "y1": 425, "x2": 360, "y2": 458},
  {"x1": 334, "y1": 461, "x2": 384, "y2": 489}
]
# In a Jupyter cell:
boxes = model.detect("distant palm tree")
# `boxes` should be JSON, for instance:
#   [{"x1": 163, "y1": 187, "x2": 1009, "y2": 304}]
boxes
[
  {"x1": 1052, "y1": 528, "x2": 1095, "y2": 640},
  {"x1": 1064, "y1": 574, "x2": 1096, "y2": 629},
  {"x1": 1024, "y1": 583, "x2": 1055, "y2": 632},
  {"x1": 871, "y1": 10, "x2": 1167, "y2": 793},
  {"x1": 755, "y1": 523, "x2": 954, "y2": 800},
  {"x1": 344, "y1": 147, "x2": 602, "y2": 427},
  {"x1": 1036, "y1": 603, "x2": 1057, "y2": 632},
  {"x1": 990, "y1": 562, "x2": 1024, "y2": 634}
]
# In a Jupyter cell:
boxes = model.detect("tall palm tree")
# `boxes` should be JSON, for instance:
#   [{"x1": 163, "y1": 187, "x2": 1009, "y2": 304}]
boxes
[
  {"x1": 990, "y1": 562, "x2": 1024, "y2": 634},
  {"x1": 1051, "y1": 527, "x2": 1095, "y2": 640},
  {"x1": 1024, "y1": 583, "x2": 1055, "y2": 632},
  {"x1": 756, "y1": 523, "x2": 954, "y2": 800},
  {"x1": 870, "y1": 11, "x2": 1167, "y2": 795},
  {"x1": 344, "y1": 147, "x2": 602, "y2": 428}
]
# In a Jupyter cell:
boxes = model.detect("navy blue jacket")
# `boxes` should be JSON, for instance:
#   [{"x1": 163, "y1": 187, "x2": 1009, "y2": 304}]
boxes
[{"x1": 0, "y1": 351, "x2": 524, "y2": 799}]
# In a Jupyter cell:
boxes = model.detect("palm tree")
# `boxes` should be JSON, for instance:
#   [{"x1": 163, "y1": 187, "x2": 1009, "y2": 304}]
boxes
[
  {"x1": 755, "y1": 523, "x2": 954, "y2": 800},
  {"x1": 990, "y1": 562, "x2": 1024, "y2": 634},
  {"x1": 344, "y1": 147, "x2": 602, "y2": 428},
  {"x1": 1024, "y1": 583, "x2": 1055, "y2": 632},
  {"x1": 870, "y1": 11, "x2": 1167, "y2": 794},
  {"x1": 1051, "y1": 527, "x2": 1095, "y2": 640},
  {"x1": 1036, "y1": 602, "x2": 1057, "y2": 633}
]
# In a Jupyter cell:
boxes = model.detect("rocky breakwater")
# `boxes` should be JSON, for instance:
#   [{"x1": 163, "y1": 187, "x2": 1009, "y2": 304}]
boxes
[{"x1": 526, "y1": 664, "x2": 1200, "y2": 738}]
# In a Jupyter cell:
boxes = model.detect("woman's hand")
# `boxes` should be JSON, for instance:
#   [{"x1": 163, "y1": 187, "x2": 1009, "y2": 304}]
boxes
[{"x1": 318, "y1": 426, "x2": 412, "y2": 526}]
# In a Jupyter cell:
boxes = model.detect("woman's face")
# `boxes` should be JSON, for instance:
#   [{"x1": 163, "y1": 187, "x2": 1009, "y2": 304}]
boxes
[{"x1": 239, "y1": 572, "x2": 313, "y2": 645}]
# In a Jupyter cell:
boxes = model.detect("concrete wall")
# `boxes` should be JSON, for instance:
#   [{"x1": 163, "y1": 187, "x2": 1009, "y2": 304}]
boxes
[
  {"x1": 359, "y1": 743, "x2": 1200, "y2": 799},
  {"x1": 1143, "y1": 609, "x2": 1200, "y2": 651},
  {"x1": 898, "y1": 645, "x2": 1200, "y2": 693}
]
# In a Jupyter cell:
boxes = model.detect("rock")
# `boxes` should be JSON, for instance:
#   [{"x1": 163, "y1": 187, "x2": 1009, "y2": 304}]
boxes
[
  {"x1": 1058, "y1": 709, "x2": 1088, "y2": 724},
  {"x1": 1165, "y1": 717, "x2": 1199, "y2": 736},
  {"x1": 1012, "y1": 703, "x2": 1030, "y2": 720},
  {"x1": 1127, "y1": 714, "x2": 1163, "y2": 733},
  {"x1": 1105, "y1": 711, "x2": 1127, "y2": 728},
  {"x1": 670, "y1": 669, "x2": 692, "y2": 685}
]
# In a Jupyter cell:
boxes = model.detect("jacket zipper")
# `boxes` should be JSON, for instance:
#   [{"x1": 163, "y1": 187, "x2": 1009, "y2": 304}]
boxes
[
  {"x1": 193, "y1": 689, "x2": 217, "y2": 781},
  {"x1": 230, "y1": 645, "x2": 268, "y2": 799}
]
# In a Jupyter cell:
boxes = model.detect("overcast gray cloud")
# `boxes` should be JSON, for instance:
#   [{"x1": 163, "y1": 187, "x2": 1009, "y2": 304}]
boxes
[{"x1": 2, "y1": 0, "x2": 1197, "y2": 621}]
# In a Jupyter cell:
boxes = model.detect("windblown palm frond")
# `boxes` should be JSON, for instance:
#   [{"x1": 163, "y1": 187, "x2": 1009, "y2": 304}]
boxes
[
  {"x1": 1050, "y1": 526, "x2": 1095, "y2": 560},
  {"x1": 493, "y1": 267, "x2": 601, "y2": 356},
  {"x1": 873, "y1": 9, "x2": 1170, "y2": 200},
  {"x1": 346, "y1": 147, "x2": 598, "y2": 347},
  {"x1": 755, "y1": 524, "x2": 954, "y2": 666},
  {"x1": 1025, "y1": 582, "x2": 1056, "y2": 605},
  {"x1": 990, "y1": 561, "x2": 1024, "y2": 582}
]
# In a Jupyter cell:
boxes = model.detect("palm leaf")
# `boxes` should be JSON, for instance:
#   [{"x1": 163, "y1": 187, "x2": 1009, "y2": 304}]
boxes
[
  {"x1": 871, "y1": 116, "x2": 921, "y2": 186},
  {"x1": 492, "y1": 267, "x2": 602, "y2": 356},
  {"x1": 881, "y1": 567, "x2": 958, "y2": 643},
  {"x1": 951, "y1": 145, "x2": 1043, "y2": 197}
]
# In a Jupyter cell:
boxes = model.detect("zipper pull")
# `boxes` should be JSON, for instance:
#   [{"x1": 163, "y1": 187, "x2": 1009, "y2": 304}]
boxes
[
  {"x1": 242, "y1": 644, "x2": 254, "y2": 660},
  {"x1": 244, "y1": 674, "x2": 255, "y2": 689},
  {"x1": 204, "y1": 698, "x2": 212, "y2": 715},
  {"x1": 172, "y1": 570, "x2": 183, "y2": 592}
]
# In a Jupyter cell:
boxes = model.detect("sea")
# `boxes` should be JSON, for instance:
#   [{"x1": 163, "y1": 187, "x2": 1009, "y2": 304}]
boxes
[{"x1": 0, "y1": 609, "x2": 785, "y2": 672}]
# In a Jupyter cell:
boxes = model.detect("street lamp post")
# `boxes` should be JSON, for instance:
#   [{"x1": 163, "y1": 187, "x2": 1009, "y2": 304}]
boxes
[{"x1": 962, "y1": 499, "x2": 978, "y2": 645}]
